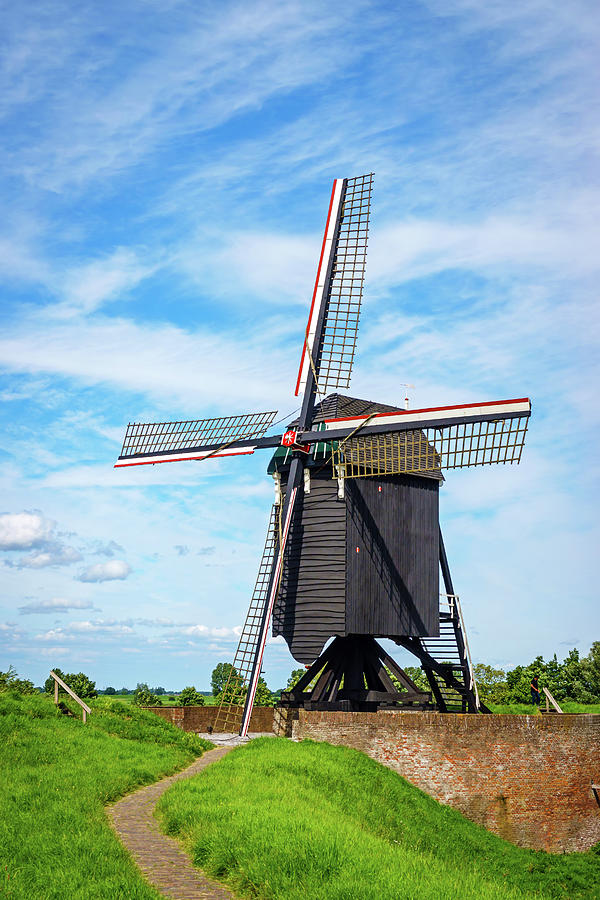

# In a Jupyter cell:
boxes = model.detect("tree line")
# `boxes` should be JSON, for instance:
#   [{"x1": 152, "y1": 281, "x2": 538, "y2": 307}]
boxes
[{"x1": 2, "y1": 643, "x2": 598, "y2": 707}]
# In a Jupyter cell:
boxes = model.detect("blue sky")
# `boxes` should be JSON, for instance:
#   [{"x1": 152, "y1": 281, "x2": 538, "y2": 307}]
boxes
[{"x1": 1, "y1": 0, "x2": 598, "y2": 691}]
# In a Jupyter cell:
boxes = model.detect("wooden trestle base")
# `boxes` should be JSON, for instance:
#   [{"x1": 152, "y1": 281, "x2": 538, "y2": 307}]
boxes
[{"x1": 279, "y1": 635, "x2": 433, "y2": 712}]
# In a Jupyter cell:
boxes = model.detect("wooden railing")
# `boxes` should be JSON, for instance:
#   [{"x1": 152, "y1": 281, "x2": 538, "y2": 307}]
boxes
[
  {"x1": 50, "y1": 670, "x2": 91, "y2": 723},
  {"x1": 543, "y1": 686, "x2": 563, "y2": 714}
]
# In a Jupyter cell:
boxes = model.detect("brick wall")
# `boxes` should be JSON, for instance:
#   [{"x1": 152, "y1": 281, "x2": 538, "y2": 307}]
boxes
[
  {"x1": 275, "y1": 709, "x2": 600, "y2": 853},
  {"x1": 148, "y1": 705, "x2": 274, "y2": 733}
]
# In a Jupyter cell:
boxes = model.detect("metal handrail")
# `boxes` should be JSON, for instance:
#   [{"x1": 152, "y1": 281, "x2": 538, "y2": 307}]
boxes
[{"x1": 50, "y1": 670, "x2": 91, "y2": 723}]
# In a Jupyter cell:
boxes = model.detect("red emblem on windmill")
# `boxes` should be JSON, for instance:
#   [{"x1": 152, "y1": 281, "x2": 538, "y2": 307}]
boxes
[{"x1": 282, "y1": 430, "x2": 297, "y2": 447}]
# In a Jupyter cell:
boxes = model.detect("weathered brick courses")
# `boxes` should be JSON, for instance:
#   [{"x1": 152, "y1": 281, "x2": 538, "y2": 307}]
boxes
[{"x1": 148, "y1": 705, "x2": 274, "y2": 733}]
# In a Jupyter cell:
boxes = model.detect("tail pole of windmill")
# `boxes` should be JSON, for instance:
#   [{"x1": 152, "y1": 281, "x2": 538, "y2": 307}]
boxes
[{"x1": 115, "y1": 173, "x2": 531, "y2": 736}]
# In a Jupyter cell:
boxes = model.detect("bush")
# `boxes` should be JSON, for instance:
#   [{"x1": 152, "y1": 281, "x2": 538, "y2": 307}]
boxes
[
  {"x1": 43, "y1": 668, "x2": 98, "y2": 699},
  {"x1": 178, "y1": 686, "x2": 205, "y2": 706},
  {"x1": 0, "y1": 665, "x2": 35, "y2": 695},
  {"x1": 133, "y1": 683, "x2": 160, "y2": 706}
]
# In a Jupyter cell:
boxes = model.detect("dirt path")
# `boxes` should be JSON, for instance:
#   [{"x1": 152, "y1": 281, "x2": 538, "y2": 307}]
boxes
[{"x1": 107, "y1": 745, "x2": 236, "y2": 900}]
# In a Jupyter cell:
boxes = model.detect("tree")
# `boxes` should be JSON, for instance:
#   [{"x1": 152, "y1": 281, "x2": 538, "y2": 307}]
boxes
[
  {"x1": 211, "y1": 662, "x2": 238, "y2": 697},
  {"x1": 472, "y1": 664, "x2": 508, "y2": 704},
  {"x1": 582, "y1": 642, "x2": 600, "y2": 699},
  {"x1": 178, "y1": 686, "x2": 205, "y2": 706},
  {"x1": 44, "y1": 669, "x2": 97, "y2": 699},
  {"x1": 286, "y1": 668, "x2": 307, "y2": 690},
  {"x1": 152, "y1": 686, "x2": 166, "y2": 696},
  {"x1": 44, "y1": 667, "x2": 65, "y2": 694},
  {"x1": 402, "y1": 666, "x2": 430, "y2": 693},
  {"x1": 133, "y1": 683, "x2": 160, "y2": 706},
  {"x1": 0, "y1": 666, "x2": 35, "y2": 695},
  {"x1": 254, "y1": 676, "x2": 276, "y2": 707},
  {"x1": 104, "y1": 686, "x2": 116, "y2": 695}
]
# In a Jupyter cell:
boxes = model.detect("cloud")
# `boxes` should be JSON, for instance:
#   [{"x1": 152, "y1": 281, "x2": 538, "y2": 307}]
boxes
[
  {"x1": 0, "y1": 512, "x2": 82, "y2": 569},
  {"x1": 54, "y1": 248, "x2": 158, "y2": 318},
  {"x1": 2, "y1": 2, "x2": 368, "y2": 191},
  {"x1": 197, "y1": 546, "x2": 215, "y2": 557},
  {"x1": 19, "y1": 598, "x2": 97, "y2": 615},
  {"x1": 174, "y1": 545, "x2": 189, "y2": 556},
  {"x1": 13, "y1": 545, "x2": 83, "y2": 569},
  {"x1": 0, "y1": 313, "x2": 293, "y2": 413},
  {"x1": 91, "y1": 540, "x2": 124, "y2": 557},
  {"x1": 0, "y1": 511, "x2": 55, "y2": 550},
  {"x1": 368, "y1": 212, "x2": 599, "y2": 287},
  {"x1": 77, "y1": 560, "x2": 131, "y2": 582}
]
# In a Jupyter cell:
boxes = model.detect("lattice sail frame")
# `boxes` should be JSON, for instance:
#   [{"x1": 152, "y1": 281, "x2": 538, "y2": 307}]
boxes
[
  {"x1": 332, "y1": 416, "x2": 529, "y2": 478},
  {"x1": 317, "y1": 173, "x2": 373, "y2": 392},
  {"x1": 214, "y1": 504, "x2": 280, "y2": 733},
  {"x1": 119, "y1": 410, "x2": 277, "y2": 459}
]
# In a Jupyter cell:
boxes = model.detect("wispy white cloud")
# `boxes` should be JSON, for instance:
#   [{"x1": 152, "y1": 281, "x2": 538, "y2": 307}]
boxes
[
  {"x1": 0, "y1": 313, "x2": 298, "y2": 424},
  {"x1": 19, "y1": 597, "x2": 97, "y2": 615},
  {"x1": 54, "y1": 248, "x2": 159, "y2": 318},
  {"x1": 12, "y1": 545, "x2": 82, "y2": 569}
]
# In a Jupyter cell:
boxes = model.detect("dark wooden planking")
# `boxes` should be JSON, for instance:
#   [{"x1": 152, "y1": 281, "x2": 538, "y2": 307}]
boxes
[
  {"x1": 346, "y1": 475, "x2": 439, "y2": 637},
  {"x1": 272, "y1": 475, "x2": 346, "y2": 663}
]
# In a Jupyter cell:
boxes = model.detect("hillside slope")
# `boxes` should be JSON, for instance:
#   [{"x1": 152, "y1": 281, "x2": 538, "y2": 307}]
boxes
[
  {"x1": 158, "y1": 737, "x2": 599, "y2": 900},
  {"x1": 0, "y1": 692, "x2": 212, "y2": 899}
]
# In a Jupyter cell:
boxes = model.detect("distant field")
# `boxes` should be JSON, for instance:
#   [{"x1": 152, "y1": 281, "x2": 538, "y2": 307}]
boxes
[
  {"x1": 159, "y1": 737, "x2": 600, "y2": 900},
  {"x1": 101, "y1": 693, "x2": 219, "y2": 706},
  {"x1": 0, "y1": 692, "x2": 212, "y2": 899}
]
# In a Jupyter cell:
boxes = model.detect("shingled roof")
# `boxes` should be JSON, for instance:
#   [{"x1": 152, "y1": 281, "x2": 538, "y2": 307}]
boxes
[{"x1": 290, "y1": 393, "x2": 402, "y2": 428}]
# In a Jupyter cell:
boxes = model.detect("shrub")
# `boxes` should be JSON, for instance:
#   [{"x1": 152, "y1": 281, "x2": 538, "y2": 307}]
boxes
[
  {"x1": 43, "y1": 668, "x2": 98, "y2": 699},
  {"x1": 178, "y1": 686, "x2": 205, "y2": 706},
  {"x1": 0, "y1": 665, "x2": 35, "y2": 695},
  {"x1": 133, "y1": 683, "x2": 160, "y2": 706}
]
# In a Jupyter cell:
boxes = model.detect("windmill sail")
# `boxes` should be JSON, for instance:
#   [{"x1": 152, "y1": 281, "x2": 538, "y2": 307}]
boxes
[
  {"x1": 333, "y1": 415, "x2": 529, "y2": 478},
  {"x1": 295, "y1": 174, "x2": 373, "y2": 398},
  {"x1": 115, "y1": 410, "x2": 278, "y2": 467}
]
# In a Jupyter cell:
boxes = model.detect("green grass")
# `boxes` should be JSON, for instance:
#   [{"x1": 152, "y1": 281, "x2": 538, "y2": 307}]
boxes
[
  {"x1": 158, "y1": 737, "x2": 600, "y2": 900},
  {"x1": 0, "y1": 691, "x2": 212, "y2": 899},
  {"x1": 489, "y1": 702, "x2": 600, "y2": 715}
]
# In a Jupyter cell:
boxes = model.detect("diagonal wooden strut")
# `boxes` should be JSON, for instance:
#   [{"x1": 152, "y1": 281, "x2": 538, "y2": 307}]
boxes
[{"x1": 280, "y1": 635, "x2": 432, "y2": 710}]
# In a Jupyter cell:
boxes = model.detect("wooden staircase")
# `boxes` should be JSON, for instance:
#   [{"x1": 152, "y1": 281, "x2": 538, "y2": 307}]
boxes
[{"x1": 395, "y1": 530, "x2": 490, "y2": 714}]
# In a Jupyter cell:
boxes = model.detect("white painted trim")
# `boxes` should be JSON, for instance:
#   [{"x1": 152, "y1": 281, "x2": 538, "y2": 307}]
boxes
[
  {"x1": 319, "y1": 399, "x2": 531, "y2": 433},
  {"x1": 114, "y1": 445, "x2": 257, "y2": 467},
  {"x1": 296, "y1": 179, "x2": 344, "y2": 396}
]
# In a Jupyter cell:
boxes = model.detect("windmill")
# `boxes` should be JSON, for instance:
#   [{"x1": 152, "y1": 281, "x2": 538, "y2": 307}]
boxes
[{"x1": 115, "y1": 174, "x2": 531, "y2": 735}]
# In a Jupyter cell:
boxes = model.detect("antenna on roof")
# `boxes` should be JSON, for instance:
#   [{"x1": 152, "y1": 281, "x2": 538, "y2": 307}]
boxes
[{"x1": 399, "y1": 383, "x2": 415, "y2": 409}]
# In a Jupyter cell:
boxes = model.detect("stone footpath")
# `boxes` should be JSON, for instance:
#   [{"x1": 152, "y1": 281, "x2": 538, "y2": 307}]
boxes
[{"x1": 107, "y1": 745, "x2": 237, "y2": 900}]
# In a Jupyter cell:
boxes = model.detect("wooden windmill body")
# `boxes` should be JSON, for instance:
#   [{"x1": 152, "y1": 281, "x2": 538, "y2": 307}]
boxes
[
  {"x1": 115, "y1": 174, "x2": 531, "y2": 733},
  {"x1": 271, "y1": 394, "x2": 441, "y2": 662}
]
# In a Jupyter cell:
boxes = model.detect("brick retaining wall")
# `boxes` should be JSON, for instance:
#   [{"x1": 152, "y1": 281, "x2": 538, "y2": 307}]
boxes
[
  {"x1": 148, "y1": 705, "x2": 274, "y2": 733},
  {"x1": 274, "y1": 709, "x2": 600, "y2": 852}
]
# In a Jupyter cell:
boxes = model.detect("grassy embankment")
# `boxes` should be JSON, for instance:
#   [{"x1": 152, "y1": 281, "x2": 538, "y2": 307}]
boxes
[
  {"x1": 158, "y1": 737, "x2": 600, "y2": 900},
  {"x1": 0, "y1": 691, "x2": 212, "y2": 899}
]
